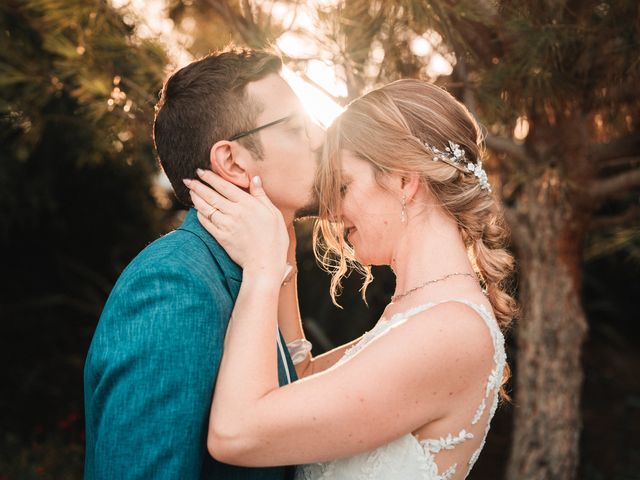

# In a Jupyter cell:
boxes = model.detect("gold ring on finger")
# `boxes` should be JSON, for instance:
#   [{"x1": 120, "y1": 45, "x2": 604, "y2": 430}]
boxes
[{"x1": 206, "y1": 206, "x2": 219, "y2": 222}]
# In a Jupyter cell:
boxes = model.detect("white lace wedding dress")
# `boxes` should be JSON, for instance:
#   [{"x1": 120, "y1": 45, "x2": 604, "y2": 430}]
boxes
[{"x1": 295, "y1": 299, "x2": 506, "y2": 480}]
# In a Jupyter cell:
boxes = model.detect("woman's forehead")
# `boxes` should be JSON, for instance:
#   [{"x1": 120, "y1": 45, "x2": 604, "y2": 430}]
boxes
[{"x1": 340, "y1": 149, "x2": 371, "y2": 173}]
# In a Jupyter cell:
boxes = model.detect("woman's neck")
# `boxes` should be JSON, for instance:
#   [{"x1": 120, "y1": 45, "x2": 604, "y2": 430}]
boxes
[{"x1": 390, "y1": 208, "x2": 475, "y2": 298}]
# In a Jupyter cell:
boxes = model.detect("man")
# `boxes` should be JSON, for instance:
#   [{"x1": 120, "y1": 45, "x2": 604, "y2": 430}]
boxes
[{"x1": 84, "y1": 48, "x2": 323, "y2": 479}]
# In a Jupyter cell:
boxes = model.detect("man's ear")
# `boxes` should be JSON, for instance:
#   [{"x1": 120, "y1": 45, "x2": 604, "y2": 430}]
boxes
[{"x1": 209, "y1": 140, "x2": 251, "y2": 188}]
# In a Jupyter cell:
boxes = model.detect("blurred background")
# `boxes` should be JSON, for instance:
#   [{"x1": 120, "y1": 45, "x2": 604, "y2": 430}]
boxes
[{"x1": 1, "y1": 1, "x2": 639, "y2": 479}]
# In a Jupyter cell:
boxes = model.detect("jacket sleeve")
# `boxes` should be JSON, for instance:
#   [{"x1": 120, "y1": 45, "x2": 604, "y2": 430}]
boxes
[{"x1": 85, "y1": 263, "x2": 236, "y2": 479}]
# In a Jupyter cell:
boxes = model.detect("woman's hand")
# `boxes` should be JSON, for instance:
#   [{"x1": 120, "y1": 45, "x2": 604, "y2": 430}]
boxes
[{"x1": 183, "y1": 169, "x2": 289, "y2": 283}]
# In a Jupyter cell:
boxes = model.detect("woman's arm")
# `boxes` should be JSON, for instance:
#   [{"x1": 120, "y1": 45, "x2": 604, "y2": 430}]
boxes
[
  {"x1": 185, "y1": 172, "x2": 493, "y2": 467},
  {"x1": 210, "y1": 290, "x2": 493, "y2": 467},
  {"x1": 276, "y1": 223, "x2": 364, "y2": 377},
  {"x1": 278, "y1": 270, "x2": 363, "y2": 377},
  {"x1": 276, "y1": 224, "x2": 313, "y2": 378}
]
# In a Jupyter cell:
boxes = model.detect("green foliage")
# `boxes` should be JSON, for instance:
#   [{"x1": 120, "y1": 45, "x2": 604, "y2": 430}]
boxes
[
  {"x1": 474, "y1": 1, "x2": 640, "y2": 122},
  {"x1": 1, "y1": 1, "x2": 637, "y2": 477},
  {"x1": 1, "y1": 0, "x2": 166, "y2": 162},
  {"x1": 0, "y1": 0, "x2": 173, "y2": 466}
]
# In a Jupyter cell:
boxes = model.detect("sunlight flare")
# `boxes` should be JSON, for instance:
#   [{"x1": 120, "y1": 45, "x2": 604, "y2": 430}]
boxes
[{"x1": 282, "y1": 66, "x2": 344, "y2": 128}]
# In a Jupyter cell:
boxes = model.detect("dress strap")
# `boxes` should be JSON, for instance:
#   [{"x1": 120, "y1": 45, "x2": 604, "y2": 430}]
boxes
[
  {"x1": 343, "y1": 298, "x2": 500, "y2": 363},
  {"x1": 389, "y1": 298, "x2": 506, "y2": 400},
  {"x1": 386, "y1": 298, "x2": 496, "y2": 326}
]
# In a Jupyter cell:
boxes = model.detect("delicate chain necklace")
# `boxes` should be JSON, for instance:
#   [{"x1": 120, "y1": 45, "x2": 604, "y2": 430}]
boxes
[{"x1": 391, "y1": 272, "x2": 476, "y2": 303}]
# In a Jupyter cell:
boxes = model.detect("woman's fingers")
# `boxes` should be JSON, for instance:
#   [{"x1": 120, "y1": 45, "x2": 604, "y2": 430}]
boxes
[
  {"x1": 184, "y1": 178, "x2": 234, "y2": 213},
  {"x1": 190, "y1": 190, "x2": 230, "y2": 227},
  {"x1": 196, "y1": 211, "x2": 226, "y2": 240},
  {"x1": 196, "y1": 169, "x2": 248, "y2": 203},
  {"x1": 184, "y1": 170, "x2": 287, "y2": 272}
]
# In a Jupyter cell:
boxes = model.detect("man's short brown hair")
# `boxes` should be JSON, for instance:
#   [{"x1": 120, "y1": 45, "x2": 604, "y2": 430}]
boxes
[{"x1": 153, "y1": 47, "x2": 282, "y2": 205}]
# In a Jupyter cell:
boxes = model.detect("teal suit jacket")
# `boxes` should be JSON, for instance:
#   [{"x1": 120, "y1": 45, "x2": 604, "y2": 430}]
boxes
[{"x1": 84, "y1": 209, "x2": 298, "y2": 479}]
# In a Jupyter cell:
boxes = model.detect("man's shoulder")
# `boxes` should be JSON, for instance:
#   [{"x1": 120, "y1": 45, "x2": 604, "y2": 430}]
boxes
[
  {"x1": 123, "y1": 210, "x2": 241, "y2": 284},
  {"x1": 90, "y1": 228, "x2": 236, "y2": 355},
  {"x1": 139, "y1": 227, "x2": 211, "y2": 261},
  {"x1": 97, "y1": 228, "x2": 232, "y2": 319},
  {"x1": 124, "y1": 228, "x2": 221, "y2": 281}
]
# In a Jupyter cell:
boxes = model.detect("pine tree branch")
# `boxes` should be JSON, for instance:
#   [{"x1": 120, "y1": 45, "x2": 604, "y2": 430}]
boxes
[
  {"x1": 298, "y1": 72, "x2": 346, "y2": 105},
  {"x1": 591, "y1": 82, "x2": 637, "y2": 108},
  {"x1": 598, "y1": 156, "x2": 640, "y2": 172},
  {"x1": 446, "y1": 5, "x2": 497, "y2": 67},
  {"x1": 203, "y1": 0, "x2": 269, "y2": 48},
  {"x1": 455, "y1": 57, "x2": 478, "y2": 118},
  {"x1": 589, "y1": 205, "x2": 640, "y2": 231},
  {"x1": 120, "y1": 77, "x2": 157, "y2": 106},
  {"x1": 453, "y1": 59, "x2": 531, "y2": 174},
  {"x1": 589, "y1": 168, "x2": 640, "y2": 200},
  {"x1": 485, "y1": 134, "x2": 531, "y2": 164},
  {"x1": 453, "y1": 60, "x2": 530, "y2": 172},
  {"x1": 590, "y1": 134, "x2": 640, "y2": 162}
]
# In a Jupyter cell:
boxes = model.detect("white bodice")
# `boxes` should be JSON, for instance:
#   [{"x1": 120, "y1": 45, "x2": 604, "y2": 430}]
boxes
[{"x1": 295, "y1": 299, "x2": 506, "y2": 480}]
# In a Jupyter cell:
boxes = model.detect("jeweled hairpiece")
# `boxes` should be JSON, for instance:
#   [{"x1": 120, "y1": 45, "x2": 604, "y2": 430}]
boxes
[{"x1": 421, "y1": 140, "x2": 492, "y2": 192}]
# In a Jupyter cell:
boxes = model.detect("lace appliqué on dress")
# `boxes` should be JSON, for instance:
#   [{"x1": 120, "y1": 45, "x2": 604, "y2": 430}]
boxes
[
  {"x1": 420, "y1": 429, "x2": 474, "y2": 454},
  {"x1": 295, "y1": 298, "x2": 506, "y2": 480},
  {"x1": 419, "y1": 429, "x2": 474, "y2": 480},
  {"x1": 465, "y1": 302, "x2": 507, "y2": 475}
]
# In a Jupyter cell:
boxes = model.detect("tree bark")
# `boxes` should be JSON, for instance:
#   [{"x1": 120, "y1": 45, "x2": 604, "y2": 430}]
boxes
[{"x1": 506, "y1": 170, "x2": 590, "y2": 480}]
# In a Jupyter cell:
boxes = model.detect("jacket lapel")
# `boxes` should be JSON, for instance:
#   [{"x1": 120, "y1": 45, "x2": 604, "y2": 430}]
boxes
[
  {"x1": 178, "y1": 209, "x2": 242, "y2": 294},
  {"x1": 179, "y1": 209, "x2": 298, "y2": 386},
  {"x1": 277, "y1": 330, "x2": 298, "y2": 385}
]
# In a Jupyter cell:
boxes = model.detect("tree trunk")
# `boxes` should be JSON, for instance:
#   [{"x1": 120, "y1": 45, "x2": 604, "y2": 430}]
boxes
[{"x1": 506, "y1": 167, "x2": 590, "y2": 479}]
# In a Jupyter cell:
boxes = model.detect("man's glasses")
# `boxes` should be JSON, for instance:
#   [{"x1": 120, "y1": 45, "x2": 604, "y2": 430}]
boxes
[{"x1": 227, "y1": 115, "x2": 294, "y2": 141}]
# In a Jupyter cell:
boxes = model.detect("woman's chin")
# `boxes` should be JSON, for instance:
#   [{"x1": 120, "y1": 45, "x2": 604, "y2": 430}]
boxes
[
  {"x1": 354, "y1": 248, "x2": 388, "y2": 267},
  {"x1": 352, "y1": 249, "x2": 370, "y2": 266},
  {"x1": 351, "y1": 240, "x2": 381, "y2": 266}
]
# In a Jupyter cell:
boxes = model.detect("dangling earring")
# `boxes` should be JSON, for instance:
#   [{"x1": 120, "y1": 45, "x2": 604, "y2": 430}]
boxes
[{"x1": 400, "y1": 194, "x2": 407, "y2": 224}]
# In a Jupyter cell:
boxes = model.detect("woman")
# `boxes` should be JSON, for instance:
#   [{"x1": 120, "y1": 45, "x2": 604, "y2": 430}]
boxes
[{"x1": 185, "y1": 79, "x2": 515, "y2": 479}]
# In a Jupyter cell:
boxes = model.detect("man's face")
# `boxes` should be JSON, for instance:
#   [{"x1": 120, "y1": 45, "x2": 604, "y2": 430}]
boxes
[{"x1": 244, "y1": 74, "x2": 324, "y2": 221}]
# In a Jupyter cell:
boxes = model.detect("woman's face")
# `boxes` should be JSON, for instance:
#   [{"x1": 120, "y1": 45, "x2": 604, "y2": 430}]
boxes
[{"x1": 338, "y1": 150, "x2": 404, "y2": 266}]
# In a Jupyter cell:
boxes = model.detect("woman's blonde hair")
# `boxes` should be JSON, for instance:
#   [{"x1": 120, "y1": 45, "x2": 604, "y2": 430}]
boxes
[{"x1": 313, "y1": 79, "x2": 516, "y2": 397}]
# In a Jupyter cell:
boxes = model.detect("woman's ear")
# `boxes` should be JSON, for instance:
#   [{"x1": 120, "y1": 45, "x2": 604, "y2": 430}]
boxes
[
  {"x1": 400, "y1": 172, "x2": 421, "y2": 204},
  {"x1": 209, "y1": 140, "x2": 250, "y2": 188}
]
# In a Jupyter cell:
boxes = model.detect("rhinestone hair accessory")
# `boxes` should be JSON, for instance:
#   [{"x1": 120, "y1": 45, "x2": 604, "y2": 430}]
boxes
[{"x1": 422, "y1": 140, "x2": 492, "y2": 192}]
